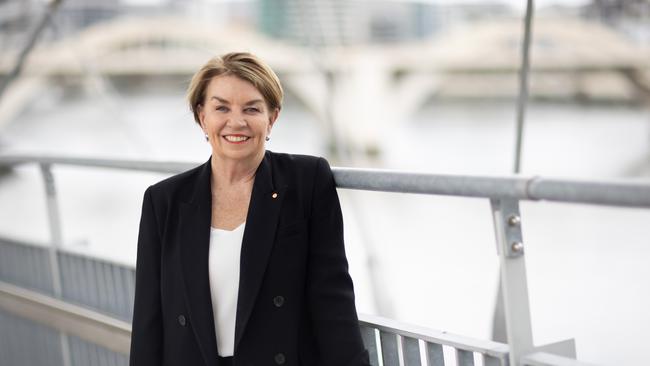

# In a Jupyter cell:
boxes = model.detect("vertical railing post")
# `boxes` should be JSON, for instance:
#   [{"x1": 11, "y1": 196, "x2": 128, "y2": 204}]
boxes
[
  {"x1": 39, "y1": 163, "x2": 72, "y2": 366},
  {"x1": 40, "y1": 163, "x2": 64, "y2": 296},
  {"x1": 494, "y1": 0, "x2": 536, "y2": 348},
  {"x1": 491, "y1": 199, "x2": 534, "y2": 366}
]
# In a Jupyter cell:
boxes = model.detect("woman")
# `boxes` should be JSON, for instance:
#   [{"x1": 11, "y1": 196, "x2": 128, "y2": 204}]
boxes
[{"x1": 129, "y1": 52, "x2": 370, "y2": 366}]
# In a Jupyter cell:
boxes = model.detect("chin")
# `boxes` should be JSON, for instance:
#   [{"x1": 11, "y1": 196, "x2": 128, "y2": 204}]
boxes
[{"x1": 215, "y1": 148, "x2": 263, "y2": 162}]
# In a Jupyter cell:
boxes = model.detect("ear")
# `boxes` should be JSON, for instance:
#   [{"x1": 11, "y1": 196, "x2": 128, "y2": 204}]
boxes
[
  {"x1": 267, "y1": 107, "x2": 280, "y2": 135},
  {"x1": 198, "y1": 104, "x2": 206, "y2": 131}
]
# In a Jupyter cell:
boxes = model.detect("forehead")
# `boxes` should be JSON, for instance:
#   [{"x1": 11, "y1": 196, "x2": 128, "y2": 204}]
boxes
[{"x1": 205, "y1": 74, "x2": 264, "y2": 102}]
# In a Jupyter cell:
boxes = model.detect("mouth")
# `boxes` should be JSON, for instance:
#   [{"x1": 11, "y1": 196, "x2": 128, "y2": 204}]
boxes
[{"x1": 223, "y1": 134, "x2": 250, "y2": 144}]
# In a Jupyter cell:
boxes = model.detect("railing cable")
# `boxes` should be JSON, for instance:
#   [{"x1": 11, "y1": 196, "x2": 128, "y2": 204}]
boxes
[{"x1": 513, "y1": 0, "x2": 535, "y2": 174}]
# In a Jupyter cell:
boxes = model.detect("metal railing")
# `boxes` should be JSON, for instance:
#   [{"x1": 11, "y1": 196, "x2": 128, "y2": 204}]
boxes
[
  {"x1": 1, "y1": 154, "x2": 647, "y2": 366},
  {"x1": 359, "y1": 314, "x2": 509, "y2": 366}
]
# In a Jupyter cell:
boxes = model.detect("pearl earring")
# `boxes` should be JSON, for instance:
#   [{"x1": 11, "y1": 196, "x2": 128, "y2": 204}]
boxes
[
  {"x1": 265, "y1": 136, "x2": 270, "y2": 141},
  {"x1": 205, "y1": 133, "x2": 209, "y2": 141}
]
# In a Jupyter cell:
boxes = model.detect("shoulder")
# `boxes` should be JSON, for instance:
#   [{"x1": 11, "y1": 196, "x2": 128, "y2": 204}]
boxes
[
  {"x1": 267, "y1": 151, "x2": 331, "y2": 175},
  {"x1": 145, "y1": 159, "x2": 207, "y2": 203},
  {"x1": 266, "y1": 151, "x2": 334, "y2": 188},
  {"x1": 150, "y1": 163, "x2": 202, "y2": 191}
]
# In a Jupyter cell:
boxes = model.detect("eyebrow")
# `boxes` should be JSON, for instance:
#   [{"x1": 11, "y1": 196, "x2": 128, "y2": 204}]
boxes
[{"x1": 209, "y1": 96, "x2": 264, "y2": 106}]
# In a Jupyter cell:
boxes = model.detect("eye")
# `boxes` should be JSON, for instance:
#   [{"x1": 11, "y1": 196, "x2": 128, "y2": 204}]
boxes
[
  {"x1": 215, "y1": 105, "x2": 229, "y2": 112},
  {"x1": 245, "y1": 107, "x2": 260, "y2": 113}
]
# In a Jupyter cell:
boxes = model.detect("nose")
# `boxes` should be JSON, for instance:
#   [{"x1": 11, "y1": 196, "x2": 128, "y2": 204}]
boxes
[{"x1": 227, "y1": 111, "x2": 247, "y2": 127}]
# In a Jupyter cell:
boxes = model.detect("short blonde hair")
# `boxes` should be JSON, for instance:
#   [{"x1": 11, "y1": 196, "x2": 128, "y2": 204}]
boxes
[{"x1": 187, "y1": 52, "x2": 283, "y2": 125}]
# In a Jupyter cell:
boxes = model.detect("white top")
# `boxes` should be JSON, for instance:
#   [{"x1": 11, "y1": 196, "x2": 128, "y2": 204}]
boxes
[{"x1": 208, "y1": 222, "x2": 245, "y2": 357}]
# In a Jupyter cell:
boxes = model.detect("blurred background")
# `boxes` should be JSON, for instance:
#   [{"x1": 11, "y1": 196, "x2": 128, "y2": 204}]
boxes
[{"x1": 0, "y1": 0, "x2": 649, "y2": 364}]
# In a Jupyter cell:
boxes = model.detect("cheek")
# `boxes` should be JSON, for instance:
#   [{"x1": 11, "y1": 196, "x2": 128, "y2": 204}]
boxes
[{"x1": 204, "y1": 114, "x2": 225, "y2": 129}]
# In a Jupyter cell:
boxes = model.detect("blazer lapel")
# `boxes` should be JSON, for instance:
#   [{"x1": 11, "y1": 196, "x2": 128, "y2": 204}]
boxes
[
  {"x1": 179, "y1": 152, "x2": 287, "y2": 361},
  {"x1": 234, "y1": 151, "x2": 287, "y2": 352},
  {"x1": 179, "y1": 157, "x2": 219, "y2": 366}
]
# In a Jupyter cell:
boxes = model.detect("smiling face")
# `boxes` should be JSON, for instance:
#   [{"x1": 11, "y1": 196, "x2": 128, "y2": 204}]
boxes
[{"x1": 199, "y1": 74, "x2": 279, "y2": 165}]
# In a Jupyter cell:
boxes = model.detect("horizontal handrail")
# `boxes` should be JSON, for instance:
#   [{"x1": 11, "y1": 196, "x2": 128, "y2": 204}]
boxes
[
  {"x1": 0, "y1": 154, "x2": 193, "y2": 173},
  {"x1": 1, "y1": 153, "x2": 649, "y2": 208},
  {"x1": 0, "y1": 281, "x2": 131, "y2": 354},
  {"x1": 335, "y1": 168, "x2": 650, "y2": 208}
]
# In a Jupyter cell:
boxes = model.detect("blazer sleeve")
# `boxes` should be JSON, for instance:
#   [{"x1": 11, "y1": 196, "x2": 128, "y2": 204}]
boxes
[
  {"x1": 307, "y1": 157, "x2": 370, "y2": 366},
  {"x1": 129, "y1": 186, "x2": 163, "y2": 365}
]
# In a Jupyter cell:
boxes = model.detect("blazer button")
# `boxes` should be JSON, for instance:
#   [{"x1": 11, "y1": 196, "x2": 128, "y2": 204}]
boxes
[
  {"x1": 178, "y1": 314, "x2": 186, "y2": 326},
  {"x1": 274, "y1": 352, "x2": 286, "y2": 365},
  {"x1": 273, "y1": 295, "x2": 285, "y2": 307}
]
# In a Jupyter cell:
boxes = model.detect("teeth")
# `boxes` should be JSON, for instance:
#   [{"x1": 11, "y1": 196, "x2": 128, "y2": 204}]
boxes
[{"x1": 225, "y1": 135, "x2": 249, "y2": 142}]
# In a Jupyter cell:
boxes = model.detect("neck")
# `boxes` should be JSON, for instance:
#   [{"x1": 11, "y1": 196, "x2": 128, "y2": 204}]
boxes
[{"x1": 210, "y1": 150, "x2": 265, "y2": 186}]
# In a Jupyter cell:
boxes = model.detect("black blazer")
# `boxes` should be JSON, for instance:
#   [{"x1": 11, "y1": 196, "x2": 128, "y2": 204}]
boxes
[{"x1": 129, "y1": 151, "x2": 370, "y2": 366}]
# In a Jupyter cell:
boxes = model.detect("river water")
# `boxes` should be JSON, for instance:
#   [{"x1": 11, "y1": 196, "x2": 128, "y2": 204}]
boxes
[{"x1": 0, "y1": 85, "x2": 648, "y2": 365}]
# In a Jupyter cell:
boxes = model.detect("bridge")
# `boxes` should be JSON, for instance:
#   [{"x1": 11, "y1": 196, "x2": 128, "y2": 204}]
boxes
[{"x1": 1, "y1": 14, "x2": 649, "y2": 156}]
